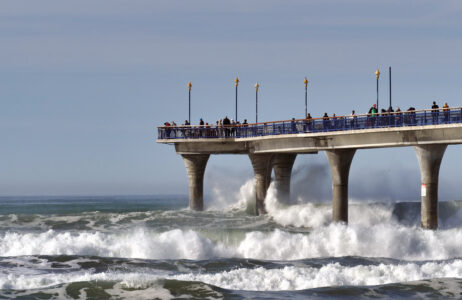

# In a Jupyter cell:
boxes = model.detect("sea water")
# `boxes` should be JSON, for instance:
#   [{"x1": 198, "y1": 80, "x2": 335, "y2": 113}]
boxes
[{"x1": 1, "y1": 183, "x2": 462, "y2": 299}]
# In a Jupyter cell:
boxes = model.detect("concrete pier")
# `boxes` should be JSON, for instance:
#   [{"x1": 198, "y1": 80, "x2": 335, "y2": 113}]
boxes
[
  {"x1": 161, "y1": 119, "x2": 462, "y2": 228},
  {"x1": 273, "y1": 153, "x2": 297, "y2": 204},
  {"x1": 249, "y1": 153, "x2": 274, "y2": 215},
  {"x1": 181, "y1": 154, "x2": 210, "y2": 211},
  {"x1": 414, "y1": 145, "x2": 447, "y2": 229},
  {"x1": 325, "y1": 149, "x2": 356, "y2": 223}
]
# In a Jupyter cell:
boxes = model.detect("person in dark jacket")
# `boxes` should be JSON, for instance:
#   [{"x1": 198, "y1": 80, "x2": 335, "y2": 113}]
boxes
[
  {"x1": 350, "y1": 110, "x2": 357, "y2": 129},
  {"x1": 322, "y1": 113, "x2": 329, "y2": 130},
  {"x1": 199, "y1": 118, "x2": 205, "y2": 137},
  {"x1": 387, "y1": 106, "x2": 395, "y2": 126},
  {"x1": 431, "y1": 101, "x2": 439, "y2": 124},
  {"x1": 223, "y1": 116, "x2": 231, "y2": 137},
  {"x1": 305, "y1": 113, "x2": 313, "y2": 131}
]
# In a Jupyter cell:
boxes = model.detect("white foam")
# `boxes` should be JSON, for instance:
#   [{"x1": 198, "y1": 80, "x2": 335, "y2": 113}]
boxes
[
  {"x1": 207, "y1": 179, "x2": 255, "y2": 211},
  {"x1": 265, "y1": 186, "x2": 331, "y2": 227},
  {"x1": 106, "y1": 282, "x2": 175, "y2": 300},
  {"x1": 0, "y1": 228, "x2": 235, "y2": 260},
  {"x1": 3, "y1": 223, "x2": 462, "y2": 261},
  {"x1": 0, "y1": 270, "x2": 160, "y2": 291},
  {"x1": 236, "y1": 225, "x2": 462, "y2": 261},
  {"x1": 172, "y1": 259, "x2": 462, "y2": 291},
  {"x1": 265, "y1": 184, "x2": 395, "y2": 228},
  {"x1": 2, "y1": 260, "x2": 462, "y2": 292}
]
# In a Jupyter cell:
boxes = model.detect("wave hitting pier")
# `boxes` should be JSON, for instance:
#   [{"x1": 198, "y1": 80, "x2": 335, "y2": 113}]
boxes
[{"x1": 157, "y1": 108, "x2": 462, "y2": 229}]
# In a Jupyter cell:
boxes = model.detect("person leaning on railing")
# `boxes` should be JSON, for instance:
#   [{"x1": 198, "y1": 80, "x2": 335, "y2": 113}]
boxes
[{"x1": 163, "y1": 121, "x2": 171, "y2": 138}]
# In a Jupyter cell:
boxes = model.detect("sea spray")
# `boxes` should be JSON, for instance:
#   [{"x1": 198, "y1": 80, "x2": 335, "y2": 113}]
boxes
[
  {"x1": 265, "y1": 184, "x2": 397, "y2": 228},
  {"x1": 208, "y1": 179, "x2": 255, "y2": 213}
]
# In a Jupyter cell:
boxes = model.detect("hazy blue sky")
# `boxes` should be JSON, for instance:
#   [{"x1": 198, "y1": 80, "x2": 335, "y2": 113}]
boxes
[{"x1": 2, "y1": 1, "x2": 462, "y2": 200}]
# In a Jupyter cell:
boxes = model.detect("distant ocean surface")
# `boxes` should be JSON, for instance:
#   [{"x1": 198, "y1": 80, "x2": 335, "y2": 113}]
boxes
[{"x1": 2, "y1": 184, "x2": 462, "y2": 299}]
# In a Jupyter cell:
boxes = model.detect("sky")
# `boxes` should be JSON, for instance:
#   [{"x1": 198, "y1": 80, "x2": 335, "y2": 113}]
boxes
[{"x1": 2, "y1": 0, "x2": 462, "y2": 200}]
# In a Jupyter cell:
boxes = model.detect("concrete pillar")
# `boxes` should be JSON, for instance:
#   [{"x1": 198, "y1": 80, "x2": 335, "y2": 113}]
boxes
[
  {"x1": 325, "y1": 149, "x2": 356, "y2": 223},
  {"x1": 414, "y1": 144, "x2": 447, "y2": 229},
  {"x1": 273, "y1": 153, "x2": 297, "y2": 204},
  {"x1": 249, "y1": 153, "x2": 273, "y2": 215},
  {"x1": 181, "y1": 154, "x2": 210, "y2": 211}
]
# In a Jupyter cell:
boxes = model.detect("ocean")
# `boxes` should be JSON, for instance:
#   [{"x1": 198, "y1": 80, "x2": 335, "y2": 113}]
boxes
[{"x1": 1, "y1": 183, "x2": 462, "y2": 299}]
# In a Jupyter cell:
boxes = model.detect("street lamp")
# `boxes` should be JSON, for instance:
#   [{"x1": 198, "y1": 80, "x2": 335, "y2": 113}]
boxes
[
  {"x1": 187, "y1": 81, "x2": 192, "y2": 124},
  {"x1": 389, "y1": 66, "x2": 392, "y2": 109},
  {"x1": 234, "y1": 77, "x2": 239, "y2": 121},
  {"x1": 255, "y1": 83, "x2": 260, "y2": 123},
  {"x1": 375, "y1": 68, "x2": 380, "y2": 111},
  {"x1": 304, "y1": 77, "x2": 309, "y2": 117}
]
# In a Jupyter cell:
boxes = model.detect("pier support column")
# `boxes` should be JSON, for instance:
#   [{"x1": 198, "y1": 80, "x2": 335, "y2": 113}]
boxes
[
  {"x1": 273, "y1": 153, "x2": 297, "y2": 204},
  {"x1": 249, "y1": 153, "x2": 274, "y2": 215},
  {"x1": 325, "y1": 149, "x2": 356, "y2": 223},
  {"x1": 181, "y1": 154, "x2": 210, "y2": 211},
  {"x1": 414, "y1": 144, "x2": 447, "y2": 229}
]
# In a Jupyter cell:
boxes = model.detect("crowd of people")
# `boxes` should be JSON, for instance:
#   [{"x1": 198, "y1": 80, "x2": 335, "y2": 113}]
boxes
[
  {"x1": 163, "y1": 116, "x2": 253, "y2": 138},
  {"x1": 161, "y1": 101, "x2": 454, "y2": 138},
  {"x1": 308, "y1": 100, "x2": 452, "y2": 130}
]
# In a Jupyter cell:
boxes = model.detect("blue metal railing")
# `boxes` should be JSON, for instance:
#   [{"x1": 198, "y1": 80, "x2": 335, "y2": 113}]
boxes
[{"x1": 157, "y1": 107, "x2": 462, "y2": 140}]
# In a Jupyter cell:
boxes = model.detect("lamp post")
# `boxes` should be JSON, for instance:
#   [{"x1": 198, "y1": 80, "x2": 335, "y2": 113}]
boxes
[
  {"x1": 255, "y1": 83, "x2": 259, "y2": 123},
  {"x1": 187, "y1": 81, "x2": 192, "y2": 124},
  {"x1": 234, "y1": 77, "x2": 239, "y2": 121},
  {"x1": 389, "y1": 66, "x2": 392, "y2": 109},
  {"x1": 375, "y1": 68, "x2": 380, "y2": 111},
  {"x1": 304, "y1": 77, "x2": 308, "y2": 117}
]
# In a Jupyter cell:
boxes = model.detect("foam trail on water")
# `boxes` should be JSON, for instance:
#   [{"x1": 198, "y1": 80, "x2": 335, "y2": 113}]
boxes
[
  {"x1": 0, "y1": 271, "x2": 166, "y2": 291},
  {"x1": 3, "y1": 259, "x2": 462, "y2": 291},
  {"x1": 172, "y1": 259, "x2": 462, "y2": 291}
]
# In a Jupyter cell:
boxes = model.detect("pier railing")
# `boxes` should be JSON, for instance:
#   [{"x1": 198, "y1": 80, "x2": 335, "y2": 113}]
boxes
[{"x1": 157, "y1": 107, "x2": 462, "y2": 140}]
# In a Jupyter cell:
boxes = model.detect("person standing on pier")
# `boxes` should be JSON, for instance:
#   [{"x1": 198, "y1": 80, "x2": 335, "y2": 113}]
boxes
[
  {"x1": 443, "y1": 102, "x2": 450, "y2": 123},
  {"x1": 322, "y1": 113, "x2": 329, "y2": 130},
  {"x1": 431, "y1": 101, "x2": 439, "y2": 124},
  {"x1": 199, "y1": 118, "x2": 205, "y2": 137},
  {"x1": 305, "y1": 113, "x2": 313, "y2": 131},
  {"x1": 368, "y1": 104, "x2": 377, "y2": 127},
  {"x1": 395, "y1": 107, "x2": 402, "y2": 126},
  {"x1": 350, "y1": 110, "x2": 357, "y2": 129},
  {"x1": 387, "y1": 106, "x2": 395, "y2": 126},
  {"x1": 223, "y1": 116, "x2": 230, "y2": 137},
  {"x1": 331, "y1": 113, "x2": 338, "y2": 129}
]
